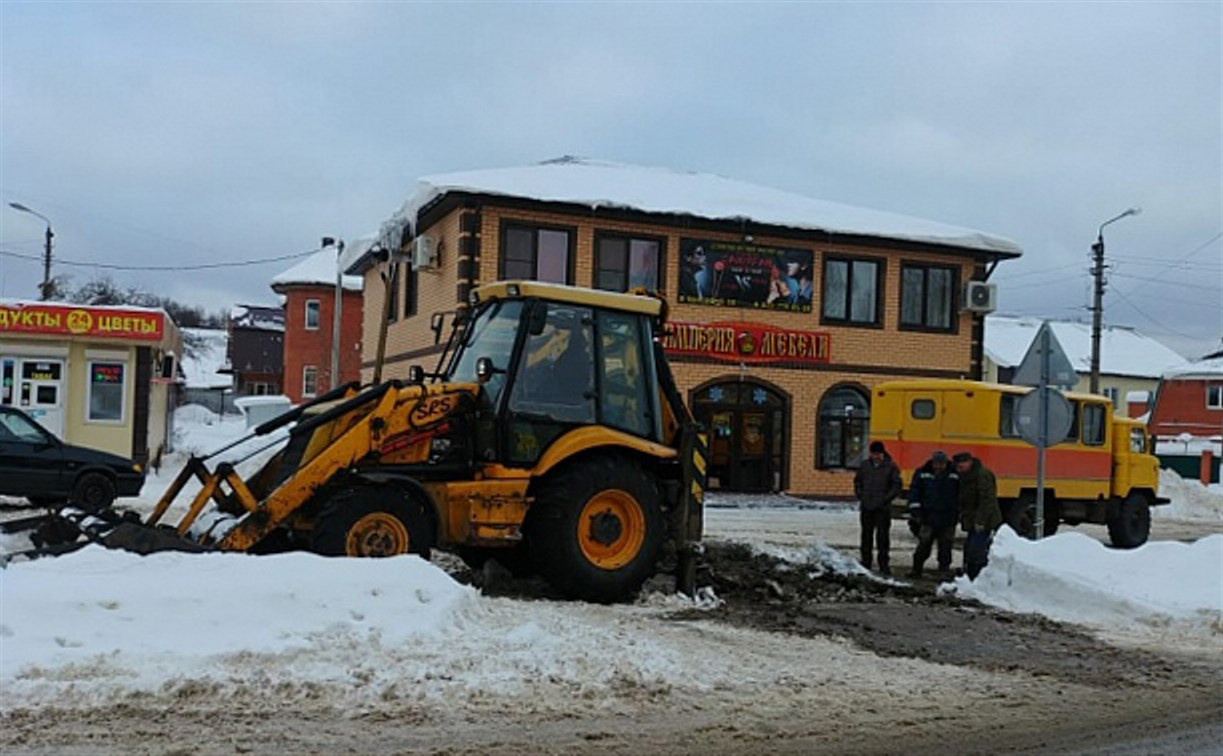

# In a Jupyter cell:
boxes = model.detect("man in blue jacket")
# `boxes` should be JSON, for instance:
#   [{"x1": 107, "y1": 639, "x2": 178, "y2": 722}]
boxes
[{"x1": 906, "y1": 451, "x2": 959, "y2": 579}]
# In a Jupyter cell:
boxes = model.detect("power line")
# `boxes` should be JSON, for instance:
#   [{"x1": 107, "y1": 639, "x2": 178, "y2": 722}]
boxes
[
  {"x1": 1109, "y1": 286, "x2": 1204, "y2": 341},
  {"x1": 1109, "y1": 272, "x2": 1222, "y2": 293},
  {"x1": 0, "y1": 246, "x2": 320, "y2": 271}
]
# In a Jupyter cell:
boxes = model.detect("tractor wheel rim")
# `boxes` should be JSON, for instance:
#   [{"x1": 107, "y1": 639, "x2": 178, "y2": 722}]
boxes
[
  {"x1": 577, "y1": 489, "x2": 646, "y2": 570},
  {"x1": 346, "y1": 512, "x2": 410, "y2": 557}
]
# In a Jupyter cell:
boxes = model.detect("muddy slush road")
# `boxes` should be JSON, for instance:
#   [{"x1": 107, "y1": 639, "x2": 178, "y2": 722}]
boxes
[{"x1": 4, "y1": 538, "x2": 1220, "y2": 755}]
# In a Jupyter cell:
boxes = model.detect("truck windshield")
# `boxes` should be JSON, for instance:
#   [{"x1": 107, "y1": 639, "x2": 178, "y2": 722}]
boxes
[{"x1": 447, "y1": 300, "x2": 524, "y2": 405}]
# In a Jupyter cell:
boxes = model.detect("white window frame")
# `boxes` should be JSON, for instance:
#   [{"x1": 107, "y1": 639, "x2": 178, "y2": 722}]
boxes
[
  {"x1": 302, "y1": 365, "x2": 318, "y2": 398},
  {"x1": 305, "y1": 299, "x2": 321, "y2": 331},
  {"x1": 86, "y1": 360, "x2": 128, "y2": 425},
  {"x1": 1207, "y1": 383, "x2": 1223, "y2": 410}
]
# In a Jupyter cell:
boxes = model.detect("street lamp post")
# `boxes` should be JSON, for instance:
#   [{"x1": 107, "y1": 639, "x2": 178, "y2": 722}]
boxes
[
  {"x1": 321, "y1": 237, "x2": 345, "y2": 391},
  {"x1": 8, "y1": 202, "x2": 55, "y2": 300},
  {"x1": 1090, "y1": 207, "x2": 1141, "y2": 394}
]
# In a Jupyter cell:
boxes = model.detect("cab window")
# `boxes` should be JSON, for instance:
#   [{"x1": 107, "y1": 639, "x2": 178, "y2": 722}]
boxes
[
  {"x1": 1082, "y1": 403, "x2": 1107, "y2": 446},
  {"x1": 506, "y1": 303, "x2": 596, "y2": 463},
  {"x1": 1129, "y1": 427, "x2": 1146, "y2": 453},
  {"x1": 911, "y1": 399, "x2": 936, "y2": 420},
  {"x1": 597, "y1": 310, "x2": 651, "y2": 438}
]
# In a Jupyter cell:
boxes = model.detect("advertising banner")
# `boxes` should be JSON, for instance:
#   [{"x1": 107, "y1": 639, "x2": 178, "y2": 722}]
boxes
[
  {"x1": 677, "y1": 239, "x2": 814, "y2": 312},
  {"x1": 0, "y1": 302, "x2": 164, "y2": 341},
  {"x1": 662, "y1": 321, "x2": 831, "y2": 365}
]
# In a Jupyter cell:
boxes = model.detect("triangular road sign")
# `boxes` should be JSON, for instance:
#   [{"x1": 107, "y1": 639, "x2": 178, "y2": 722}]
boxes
[{"x1": 1012, "y1": 322, "x2": 1079, "y2": 388}]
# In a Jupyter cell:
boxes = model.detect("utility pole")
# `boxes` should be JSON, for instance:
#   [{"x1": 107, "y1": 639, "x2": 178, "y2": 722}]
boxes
[
  {"x1": 1090, "y1": 207, "x2": 1141, "y2": 395},
  {"x1": 7, "y1": 202, "x2": 54, "y2": 300}
]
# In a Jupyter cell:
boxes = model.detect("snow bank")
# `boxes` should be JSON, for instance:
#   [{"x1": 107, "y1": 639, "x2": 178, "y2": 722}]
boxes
[
  {"x1": 1155, "y1": 468, "x2": 1223, "y2": 523},
  {"x1": 1, "y1": 548, "x2": 472, "y2": 687},
  {"x1": 0, "y1": 546, "x2": 831, "y2": 711},
  {"x1": 951, "y1": 527, "x2": 1223, "y2": 638}
]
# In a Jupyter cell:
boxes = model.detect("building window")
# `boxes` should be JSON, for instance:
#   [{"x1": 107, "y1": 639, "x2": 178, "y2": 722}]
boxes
[
  {"x1": 502, "y1": 224, "x2": 573, "y2": 284},
  {"x1": 822, "y1": 257, "x2": 882, "y2": 326},
  {"x1": 594, "y1": 233, "x2": 663, "y2": 292},
  {"x1": 302, "y1": 365, "x2": 318, "y2": 398},
  {"x1": 305, "y1": 299, "x2": 321, "y2": 330},
  {"x1": 1208, "y1": 384, "x2": 1223, "y2": 410},
  {"x1": 900, "y1": 264, "x2": 956, "y2": 331},
  {"x1": 386, "y1": 262, "x2": 400, "y2": 323},
  {"x1": 87, "y1": 362, "x2": 126, "y2": 423},
  {"x1": 818, "y1": 385, "x2": 870, "y2": 469},
  {"x1": 1102, "y1": 387, "x2": 1119, "y2": 407}
]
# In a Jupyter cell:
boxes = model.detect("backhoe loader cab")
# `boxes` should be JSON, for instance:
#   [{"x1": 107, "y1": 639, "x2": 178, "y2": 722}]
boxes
[{"x1": 9, "y1": 281, "x2": 706, "y2": 604}]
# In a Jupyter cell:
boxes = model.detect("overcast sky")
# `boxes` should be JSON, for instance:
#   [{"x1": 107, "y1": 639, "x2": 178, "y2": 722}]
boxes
[{"x1": 1, "y1": 2, "x2": 1219, "y2": 356}]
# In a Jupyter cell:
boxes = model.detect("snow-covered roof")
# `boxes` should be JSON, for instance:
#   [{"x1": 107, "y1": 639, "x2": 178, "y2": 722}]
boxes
[
  {"x1": 230, "y1": 304, "x2": 285, "y2": 332},
  {"x1": 985, "y1": 314, "x2": 1188, "y2": 379},
  {"x1": 1125, "y1": 390, "x2": 1150, "y2": 403},
  {"x1": 1162, "y1": 355, "x2": 1223, "y2": 379},
  {"x1": 272, "y1": 246, "x2": 363, "y2": 292},
  {"x1": 373, "y1": 157, "x2": 1022, "y2": 258},
  {"x1": 0, "y1": 297, "x2": 168, "y2": 316},
  {"x1": 180, "y1": 328, "x2": 233, "y2": 390}
]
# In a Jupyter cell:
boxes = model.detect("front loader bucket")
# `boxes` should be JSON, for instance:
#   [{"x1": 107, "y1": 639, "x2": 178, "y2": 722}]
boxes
[{"x1": 1, "y1": 507, "x2": 208, "y2": 562}]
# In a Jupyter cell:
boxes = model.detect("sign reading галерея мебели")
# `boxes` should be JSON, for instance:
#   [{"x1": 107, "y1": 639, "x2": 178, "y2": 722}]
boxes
[
  {"x1": 677, "y1": 239, "x2": 814, "y2": 312},
  {"x1": 0, "y1": 302, "x2": 164, "y2": 341},
  {"x1": 662, "y1": 321, "x2": 831, "y2": 365}
]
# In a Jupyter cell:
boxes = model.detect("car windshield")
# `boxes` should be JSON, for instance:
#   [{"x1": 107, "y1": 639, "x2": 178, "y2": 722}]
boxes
[
  {"x1": 447, "y1": 299, "x2": 524, "y2": 405},
  {"x1": 0, "y1": 410, "x2": 49, "y2": 443}
]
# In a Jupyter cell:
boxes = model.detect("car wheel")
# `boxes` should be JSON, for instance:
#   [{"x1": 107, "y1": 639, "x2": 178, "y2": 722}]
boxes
[{"x1": 72, "y1": 472, "x2": 117, "y2": 512}]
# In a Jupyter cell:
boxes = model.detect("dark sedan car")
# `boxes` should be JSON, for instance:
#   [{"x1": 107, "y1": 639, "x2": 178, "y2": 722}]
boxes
[{"x1": 0, "y1": 406, "x2": 145, "y2": 510}]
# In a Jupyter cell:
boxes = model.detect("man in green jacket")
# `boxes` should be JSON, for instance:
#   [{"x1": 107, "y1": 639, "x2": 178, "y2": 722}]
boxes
[{"x1": 953, "y1": 452, "x2": 1001, "y2": 579}]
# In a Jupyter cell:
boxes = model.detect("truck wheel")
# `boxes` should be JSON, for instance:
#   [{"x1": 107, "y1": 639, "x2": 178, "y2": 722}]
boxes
[
  {"x1": 1107, "y1": 492, "x2": 1151, "y2": 549},
  {"x1": 529, "y1": 455, "x2": 663, "y2": 603},
  {"x1": 312, "y1": 485, "x2": 433, "y2": 558},
  {"x1": 1009, "y1": 494, "x2": 1059, "y2": 539},
  {"x1": 72, "y1": 472, "x2": 117, "y2": 512}
]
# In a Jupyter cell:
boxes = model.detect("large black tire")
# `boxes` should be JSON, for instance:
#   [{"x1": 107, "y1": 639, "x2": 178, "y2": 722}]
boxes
[
  {"x1": 311, "y1": 484, "x2": 434, "y2": 558},
  {"x1": 1107, "y1": 492, "x2": 1151, "y2": 549},
  {"x1": 528, "y1": 454, "x2": 664, "y2": 603},
  {"x1": 72, "y1": 472, "x2": 117, "y2": 512}
]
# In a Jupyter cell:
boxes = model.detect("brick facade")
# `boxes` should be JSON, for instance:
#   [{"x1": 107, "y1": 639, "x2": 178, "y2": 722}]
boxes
[
  {"x1": 356, "y1": 198, "x2": 1002, "y2": 498},
  {"x1": 280, "y1": 286, "x2": 364, "y2": 402}
]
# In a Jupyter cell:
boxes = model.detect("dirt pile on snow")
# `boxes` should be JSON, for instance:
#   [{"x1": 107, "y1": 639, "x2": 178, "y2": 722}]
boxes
[
  {"x1": 950, "y1": 527, "x2": 1223, "y2": 640},
  {"x1": 1155, "y1": 468, "x2": 1223, "y2": 522}
]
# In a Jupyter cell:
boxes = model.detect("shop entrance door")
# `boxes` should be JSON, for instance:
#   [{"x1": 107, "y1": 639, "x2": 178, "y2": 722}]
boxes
[
  {"x1": 693, "y1": 381, "x2": 786, "y2": 493},
  {"x1": 4, "y1": 359, "x2": 66, "y2": 438}
]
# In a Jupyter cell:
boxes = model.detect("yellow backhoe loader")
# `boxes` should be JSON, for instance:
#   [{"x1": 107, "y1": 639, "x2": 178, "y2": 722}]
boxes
[{"x1": 5, "y1": 282, "x2": 707, "y2": 602}]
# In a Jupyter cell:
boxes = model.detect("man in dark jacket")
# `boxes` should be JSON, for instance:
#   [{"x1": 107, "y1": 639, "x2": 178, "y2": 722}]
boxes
[
  {"x1": 906, "y1": 451, "x2": 959, "y2": 578},
  {"x1": 954, "y1": 452, "x2": 1001, "y2": 579},
  {"x1": 854, "y1": 440, "x2": 902, "y2": 575}
]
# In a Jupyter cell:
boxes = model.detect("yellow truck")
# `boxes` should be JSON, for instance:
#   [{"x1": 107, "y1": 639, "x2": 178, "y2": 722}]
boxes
[
  {"x1": 8, "y1": 282, "x2": 708, "y2": 602},
  {"x1": 870, "y1": 379, "x2": 1165, "y2": 547}
]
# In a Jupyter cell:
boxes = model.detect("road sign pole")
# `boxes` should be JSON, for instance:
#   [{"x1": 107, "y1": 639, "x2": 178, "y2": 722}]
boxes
[{"x1": 1035, "y1": 327, "x2": 1048, "y2": 540}]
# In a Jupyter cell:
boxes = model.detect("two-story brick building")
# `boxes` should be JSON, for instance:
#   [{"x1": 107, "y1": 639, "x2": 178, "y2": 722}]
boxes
[
  {"x1": 343, "y1": 158, "x2": 1021, "y2": 497},
  {"x1": 271, "y1": 244, "x2": 364, "y2": 402}
]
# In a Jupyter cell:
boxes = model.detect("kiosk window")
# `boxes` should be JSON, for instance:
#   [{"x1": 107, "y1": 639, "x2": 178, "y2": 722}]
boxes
[
  {"x1": 88, "y1": 362, "x2": 126, "y2": 422},
  {"x1": 911, "y1": 399, "x2": 936, "y2": 420}
]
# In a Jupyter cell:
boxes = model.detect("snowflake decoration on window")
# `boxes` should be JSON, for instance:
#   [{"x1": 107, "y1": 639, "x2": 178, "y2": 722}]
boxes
[
  {"x1": 752, "y1": 388, "x2": 768, "y2": 405},
  {"x1": 708, "y1": 386, "x2": 725, "y2": 402}
]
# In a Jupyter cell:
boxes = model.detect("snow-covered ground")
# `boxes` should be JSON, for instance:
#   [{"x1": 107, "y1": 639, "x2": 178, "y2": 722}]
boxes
[{"x1": 949, "y1": 527, "x2": 1223, "y2": 649}]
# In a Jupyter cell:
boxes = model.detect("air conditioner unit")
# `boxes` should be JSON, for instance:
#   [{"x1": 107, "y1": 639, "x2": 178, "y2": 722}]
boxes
[
  {"x1": 411, "y1": 235, "x2": 439, "y2": 270},
  {"x1": 962, "y1": 281, "x2": 997, "y2": 313}
]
